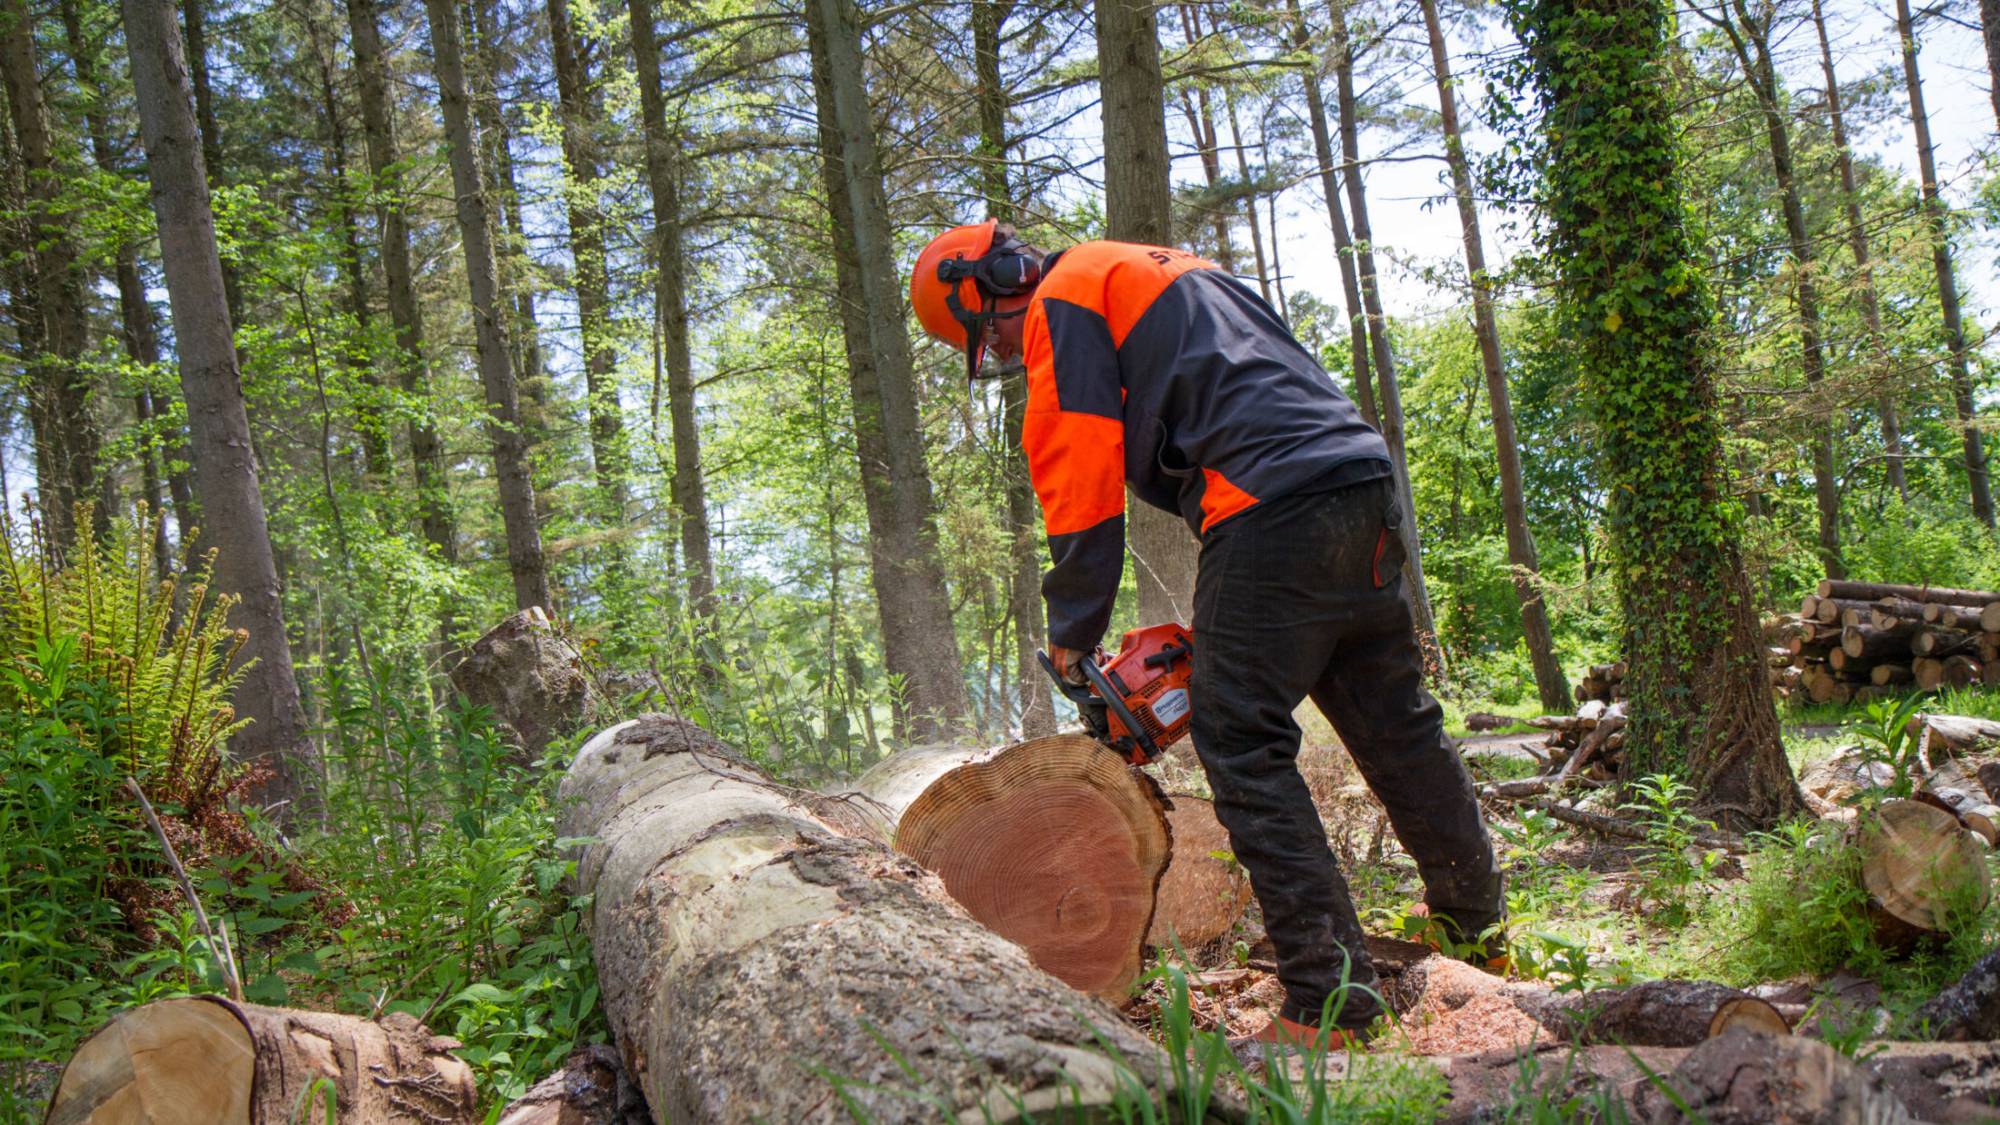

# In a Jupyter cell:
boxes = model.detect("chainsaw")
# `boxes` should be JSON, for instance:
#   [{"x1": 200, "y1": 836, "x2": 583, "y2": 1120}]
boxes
[{"x1": 1038, "y1": 623, "x2": 1195, "y2": 765}]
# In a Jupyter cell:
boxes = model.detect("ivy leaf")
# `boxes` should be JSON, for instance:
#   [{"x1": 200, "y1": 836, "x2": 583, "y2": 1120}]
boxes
[{"x1": 1602, "y1": 310, "x2": 1623, "y2": 333}]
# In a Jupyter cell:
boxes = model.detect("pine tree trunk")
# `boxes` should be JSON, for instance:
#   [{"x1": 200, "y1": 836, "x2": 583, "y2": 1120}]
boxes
[
  {"x1": 122, "y1": 0, "x2": 318, "y2": 816},
  {"x1": 2, "y1": 0, "x2": 102, "y2": 548},
  {"x1": 1221, "y1": 93, "x2": 1272, "y2": 304},
  {"x1": 1897, "y1": 0, "x2": 1996, "y2": 528},
  {"x1": 805, "y1": 0, "x2": 968, "y2": 741},
  {"x1": 1812, "y1": 0, "x2": 1905, "y2": 502},
  {"x1": 1330, "y1": 0, "x2": 1444, "y2": 677},
  {"x1": 1984, "y1": 0, "x2": 2000, "y2": 133},
  {"x1": 547, "y1": 0, "x2": 627, "y2": 522},
  {"x1": 1512, "y1": 0, "x2": 1803, "y2": 831},
  {"x1": 1096, "y1": 0, "x2": 1199, "y2": 629},
  {"x1": 628, "y1": 0, "x2": 717, "y2": 623},
  {"x1": 1718, "y1": 0, "x2": 1844, "y2": 575},
  {"x1": 420, "y1": 0, "x2": 552, "y2": 611},
  {"x1": 345, "y1": 0, "x2": 459, "y2": 584},
  {"x1": 971, "y1": 0, "x2": 1052, "y2": 735},
  {"x1": 1289, "y1": 0, "x2": 1375, "y2": 426},
  {"x1": 1421, "y1": 0, "x2": 1569, "y2": 712}
]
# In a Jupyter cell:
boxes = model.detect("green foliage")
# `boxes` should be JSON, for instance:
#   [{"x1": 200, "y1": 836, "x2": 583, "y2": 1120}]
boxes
[
  {"x1": 1619, "y1": 775, "x2": 1725, "y2": 926},
  {"x1": 0, "y1": 507, "x2": 256, "y2": 1111},
  {"x1": 1718, "y1": 820, "x2": 1880, "y2": 981},
  {"x1": 1847, "y1": 693, "x2": 1930, "y2": 801}
]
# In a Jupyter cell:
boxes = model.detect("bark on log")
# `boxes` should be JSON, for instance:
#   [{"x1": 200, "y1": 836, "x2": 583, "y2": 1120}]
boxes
[
  {"x1": 1872, "y1": 663, "x2": 1915, "y2": 686},
  {"x1": 1815, "y1": 597, "x2": 1873, "y2": 624},
  {"x1": 1909, "y1": 715, "x2": 2000, "y2": 754},
  {"x1": 1145, "y1": 795, "x2": 1252, "y2": 950},
  {"x1": 1518, "y1": 980, "x2": 1790, "y2": 1047},
  {"x1": 1629, "y1": 1029, "x2": 1917, "y2": 1124},
  {"x1": 1921, "y1": 602, "x2": 1988, "y2": 627},
  {"x1": 842, "y1": 735, "x2": 1171, "y2": 998},
  {"x1": 1844, "y1": 624, "x2": 1916, "y2": 660},
  {"x1": 1872, "y1": 597, "x2": 1934, "y2": 628},
  {"x1": 1917, "y1": 948, "x2": 2000, "y2": 1041},
  {"x1": 46, "y1": 997, "x2": 476, "y2": 1124},
  {"x1": 559, "y1": 716, "x2": 1177, "y2": 1123},
  {"x1": 494, "y1": 1044, "x2": 649, "y2": 1125},
  {"x1": 1860, "y1": 799, "x2": 1992, "y2": 953},
  {"x1": 1818, "y1": 579, "x2": 2000, "y2": 606},
  {"x1": 1913, "y1": 629, "x2": 1979, "y2": 658}
]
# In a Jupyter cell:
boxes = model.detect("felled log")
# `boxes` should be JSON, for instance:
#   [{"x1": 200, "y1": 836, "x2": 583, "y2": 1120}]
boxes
[
  {"x1": 1913, "y1": 629, "x2": 1979, "y2": 658},
  {"x1": 1929, "y1": 788, "x2": 2000, "y2": 846},
  {"x1": 1814, "y1": 597, "x2": 1873, "y2": 625},
  {"x1": 1945, "y1": 656, "x2": 1983, "y2": 689},
  {"x1": 1923, "y1": 604, "x2": 1990, "y2": 630},
  {"x1": 1872, "y1": 597, "x2": 1934, "y2": 629},
  {"x1": 1517, "y1": 798, "x2": 1744, "y2": 852},
  {"x1": 1145, "y1": 795, "x2": 1252, "y2": 950},
  {"x1": 495, "y1": 1044, "x2": 649, "y2": 1125},
  {"x1": 1859, "y1": 799, "x2": 1992, "y2": 953},
  {"x1": 1842, "y1": 623, "x2": 1916, "y2": 661},
  {"x1": 1818, "y1": 579, "x2": 2000, "y2": 608},
  {"x1": 448, "y1": 606, "x2": 595, "y2": 760},
  {"x1": 45, "y1": 997, "x2": 477, "y2": 1124},
  {"x1": 559, "y1": 716, "x2": 1175, "y2": 1123},
  {"x1": 1917, "y1": 948, "x2": 2000, "y2": 1042},
  {"x1": 843, "y1": 735, "x2": 1171, "y2": 998},
  {"x1": 1628, "y1": 1030, "x2": 1918, "y2": 1124},
  {"x1": 1908, "y1": 714, "x2": 2000, "y2": 754},
  {"x1": 1916, "y1": 658, "x2": 1948, "y2": 693},
  {"x1": 1871, "y1": 663, "x2": 1914, "y2": 687}
]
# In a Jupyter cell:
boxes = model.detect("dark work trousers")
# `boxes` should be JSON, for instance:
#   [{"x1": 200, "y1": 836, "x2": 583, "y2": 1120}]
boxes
[{"x1": 1188, "y1": 474, "x2": 1503, "y2": 1030}]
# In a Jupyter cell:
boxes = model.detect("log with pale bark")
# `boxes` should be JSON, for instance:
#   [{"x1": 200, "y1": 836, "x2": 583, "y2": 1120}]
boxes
[
  {"x1": 45, "y1": 997, "x2": 477, "y2": 1124},
  {"x1": 840, "y1": 735, "x2": 1171, "y2": 998},
  {"x1": 559, "y1": 716, "x2": 1179, "y2": 1123},
  {"x1": 494, "y1": 1044, "x2": 649, "y2": 1125},
  {"x1": 1818, "y1": 578, "x2": 2000, "y2": 608},
  {"x1": 1909, "y1": 715, "x2": 2000, "y2": 754}
]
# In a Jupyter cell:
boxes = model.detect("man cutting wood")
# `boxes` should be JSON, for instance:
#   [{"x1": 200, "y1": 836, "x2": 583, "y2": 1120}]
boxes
[{"x1": 910, "y1": 221, "x2": 1507, "y2": 1047}]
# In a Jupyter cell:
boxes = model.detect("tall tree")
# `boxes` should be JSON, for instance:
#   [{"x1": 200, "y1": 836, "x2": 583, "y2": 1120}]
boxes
[
  {"x1": 420, "y1": 0, "x2": 553, "y2": 609},
  {"x1": 1984, "y1": 0, "x2": 2000, "y2": 131},
  {"x1": 1419, "y1": 0, "x2": 1568, "y2": 711},
  {"x1": 177, "y1": 0, "x2": 244, "y2": 333},
  {"x1": 344, "y1": 0, "x2": 459, "y2": 580},
  {"x1": 1329, "y1": 0, "x2": 1444, "y2": 673},
  {"x1": 627, "y1": 0, "x2": 714, "y2": 622},
  {"x1": 970, "y1": 0, "x2": 1051, "y2": 735},
  {"x1": 1286, "y1": 0, "x2": 1374, "y2": 425},
  {"x1": 2, "y1": 0, "x2": 103, "y2": 547},
  {"x1": 804, "y1": 0, "x2": 968, "y2": 739},
  {"x1": 1095, "y1": 0, "x2": 1199, "y2": 627},
  {"x1": 1509, "y1": 0, "x2": 1801, "y2": 829},
  {"x1": 121, "y1": 0, "x2": 316, "y2": 812},
  {"x1": 1810, "y1": 0, "x2": 1905, "y2": 502},
  {"x1": 58, "y1": 0, "x2": 173, "y2": 571},
  {"x1": 1702, "y1": 0, "x2": 1843, "y2": 575},
  {"x1": 546, "y1": 0, "x2": 627, "y2": 522},
  {"x1": 1173, "y1": 3, "x2": 1237, "y2": 272},
  {"x1": 1895, "y1": 0, "x2": 1994, "y2": 528}
]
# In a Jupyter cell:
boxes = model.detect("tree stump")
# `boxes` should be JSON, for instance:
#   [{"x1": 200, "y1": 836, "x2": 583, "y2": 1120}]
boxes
[
  {"x1": 45, "y1": 997, "x2": 476, "y2": 1125},
  {"x1": 447, "y1": 606, "x2": 594, "y2": 760},
  {"x1": 1860, "y1": 800, "x2": 1991, "y2": 953}
]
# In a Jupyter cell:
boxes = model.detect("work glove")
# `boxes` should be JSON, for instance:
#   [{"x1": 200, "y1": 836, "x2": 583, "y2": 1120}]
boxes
[{"x1": 1047, "y1": 644, "x2": 1090, "y2": 686}]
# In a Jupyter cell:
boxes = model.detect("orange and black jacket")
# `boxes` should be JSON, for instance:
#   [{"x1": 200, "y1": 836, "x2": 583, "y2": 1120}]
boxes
[{"x1": 1022, "y1": 240, "x2": 1390, "y2": 651}]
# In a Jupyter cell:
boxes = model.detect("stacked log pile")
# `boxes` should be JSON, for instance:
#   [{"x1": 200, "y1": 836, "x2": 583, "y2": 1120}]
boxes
[
  {"x1": 1572, "y1": 662, "x2": 1626, "y2": 704},
  {"x1": 1519, "y1": 699, "x2": 1628, "y2": 789},
  {"x1": 1778, "y1": 579, "x2": 2000, "y2": 704}
]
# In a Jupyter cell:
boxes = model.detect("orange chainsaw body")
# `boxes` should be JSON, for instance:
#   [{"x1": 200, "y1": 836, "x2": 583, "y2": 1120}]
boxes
[{"x1": 1084, "y1": 623, "x2": 1195, "y2": 764}]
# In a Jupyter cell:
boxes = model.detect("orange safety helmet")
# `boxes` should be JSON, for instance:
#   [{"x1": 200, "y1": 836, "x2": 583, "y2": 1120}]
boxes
[{"x1": 910, "y1": 220, "x2": 1043, "y2": 380}]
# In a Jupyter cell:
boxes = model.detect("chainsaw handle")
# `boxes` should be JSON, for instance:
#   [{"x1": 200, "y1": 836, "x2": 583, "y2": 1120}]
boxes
[{"x1": 1078, "y1": 656, "x2": 1163, "y2": 765}]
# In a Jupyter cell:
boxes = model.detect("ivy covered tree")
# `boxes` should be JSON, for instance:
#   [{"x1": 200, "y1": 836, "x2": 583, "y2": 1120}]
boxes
[{"x1": 1505, "y1": 0, "x2": 1803, "y2": 829}]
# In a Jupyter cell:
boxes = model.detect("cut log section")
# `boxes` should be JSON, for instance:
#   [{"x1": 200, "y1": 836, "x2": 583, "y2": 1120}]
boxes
[
  {"x1": 1908, "y1": 714, "x2": 2000, "y2": 754},
  {"x1": 45, "y1": 997, "x2": 477, "y2": 1125},
  {"x1": 1519, "y1": 980, "x2": 1791, "y2": 1047},
  {"x1": 845, "y1": 735, "x2": 1171, "y2": 999},
  {"x1": 1817, "y1": 578, "x2": 2000, "y2": 607},
  {"x1": 1859, "y1": 799, "x2": 1992, "y2": 953},
  {"x1": 494, "y1": 1044, "x2": 649, "y2": 1125},
  {"x1": 559, "y1": 716, "x2": 1175, "y2": 1123},
  {"x1": 1144, "y1": 795, "x2": 1252, "y2": 950},
  {"x1": 1916, "y1": 947, "x2": 2000, "y2": 1042},
  {"x1": 1629, "y1": 1030, "x2": 1918, "y2": 1124}
]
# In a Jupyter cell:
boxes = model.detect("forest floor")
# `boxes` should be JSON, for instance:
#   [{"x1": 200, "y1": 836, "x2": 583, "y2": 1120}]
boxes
[{"x1": 1114, "y1": 700, "x2": 2000, "y2": 1114}]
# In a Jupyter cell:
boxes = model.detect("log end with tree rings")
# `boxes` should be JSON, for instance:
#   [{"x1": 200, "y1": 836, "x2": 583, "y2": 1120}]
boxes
[
  {"x1": 1707, "y1": 996, "x2": 1792, "y2": 1039},
  {"x1": 1145, "y1": 795, "x2": 1252, "y2": 952},
  {"x1": 1861, "y1": 799, "x2": 1992, "y2": 954},
  {"x1": 893, "y1": 735, "x2": 1170, "y2": 1000},
  {"x1": 47, "y1": 996, "x2": 477, "y2": 1125}
]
